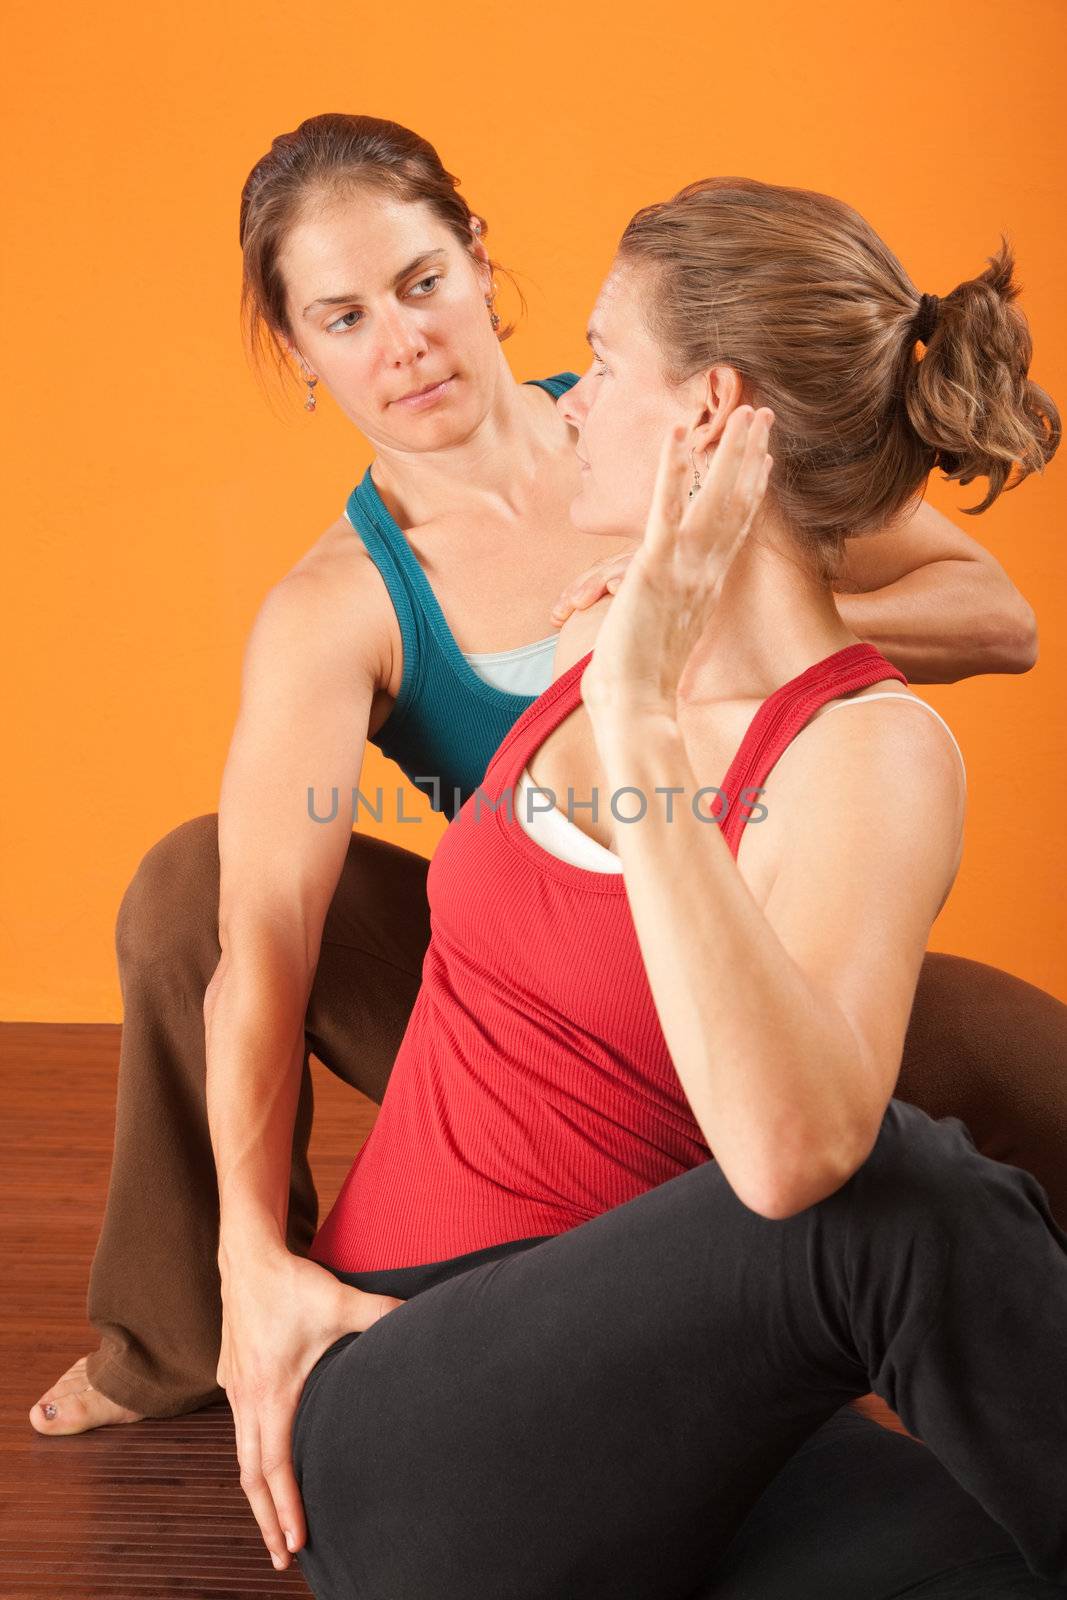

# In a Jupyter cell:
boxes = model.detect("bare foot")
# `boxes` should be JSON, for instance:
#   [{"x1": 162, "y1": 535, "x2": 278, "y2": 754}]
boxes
[{"x1": 30, "y1": 1355, "x2": 145, "y2": 1436}]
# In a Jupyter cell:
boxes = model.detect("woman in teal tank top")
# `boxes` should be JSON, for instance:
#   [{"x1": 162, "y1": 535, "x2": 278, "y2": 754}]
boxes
[
  {"x1": 31, "y1": 107, "x2": 1067, "y2": 1598},
  {"x1": 342, "y1": 370, "x2": 585, "y2": 818}
]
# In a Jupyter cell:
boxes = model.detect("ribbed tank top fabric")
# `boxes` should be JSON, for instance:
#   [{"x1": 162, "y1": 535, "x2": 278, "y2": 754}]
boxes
[
  {"x1": 309, "y1": 639, "x2": 907, "y2": 1274},
  {"x1": 346, "y1": 372, "x2": 580, "y2": 820},
  {"x1": 515, "y1": 693, "x2": 962, "y2": 871}
]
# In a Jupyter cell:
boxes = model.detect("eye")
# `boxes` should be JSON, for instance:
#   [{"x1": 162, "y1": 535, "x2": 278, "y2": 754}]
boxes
[
  {"x1": 326, "y1": 309, "x2": 362, "y2": 335},
  {"x1": 325, "y1": 275, "x2": 441, "y2": 336},
  {"x1": 591, "y1": 355, "x2": 608, "y2": 376}
]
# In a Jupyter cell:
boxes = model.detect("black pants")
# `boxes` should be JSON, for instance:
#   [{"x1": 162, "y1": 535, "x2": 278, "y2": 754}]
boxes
[{"x1": 292, "y1": 1099, "x2": 1067, "y2": 1599}]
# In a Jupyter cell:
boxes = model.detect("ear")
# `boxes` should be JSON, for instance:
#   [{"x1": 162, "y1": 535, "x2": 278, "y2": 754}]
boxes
[
  {"x1": 284, "y1": 339, "x2": 309, "y2": 372},
  {"x1": 467, "y1": 223, "x2": 493, "y2": 291},
  {"x1": 690, "y1": 364, "x2": 746, "y2": 455}
]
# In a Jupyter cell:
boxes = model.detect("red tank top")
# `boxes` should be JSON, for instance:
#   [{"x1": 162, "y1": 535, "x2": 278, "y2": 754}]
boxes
[{"x1": 310, "y1": 640, "x2": 906, "y2": 1272}]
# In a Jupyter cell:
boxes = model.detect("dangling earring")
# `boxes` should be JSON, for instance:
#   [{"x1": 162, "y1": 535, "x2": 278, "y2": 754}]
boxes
[
  {"x1": 304, "y1": 373, "x2": 319, "y2": 413},
  {"x1": 485, "y1": 291, "x2": 501, "y2": 333},
  {"x1": 688, "y1": 452, "x2": 705, "y2": 499}
]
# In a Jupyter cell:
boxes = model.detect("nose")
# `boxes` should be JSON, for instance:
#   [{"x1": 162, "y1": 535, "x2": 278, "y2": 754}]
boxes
[
  {"x1": 555, "y1": 373, "x2": 589, "y2": 429},
  {"x1": 378, "y1": 303, "x2": 429, "y2": 369}
]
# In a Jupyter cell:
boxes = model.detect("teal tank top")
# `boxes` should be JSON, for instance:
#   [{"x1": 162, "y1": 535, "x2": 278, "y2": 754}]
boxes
[{"x1": 346, "y1": 372, "x2": 581, "y2": 820}]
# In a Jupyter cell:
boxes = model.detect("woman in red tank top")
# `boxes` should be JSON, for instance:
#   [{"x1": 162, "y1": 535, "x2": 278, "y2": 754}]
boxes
[{"x1": 291, "y1": 181, "x2": 1066, "y2": 1598}]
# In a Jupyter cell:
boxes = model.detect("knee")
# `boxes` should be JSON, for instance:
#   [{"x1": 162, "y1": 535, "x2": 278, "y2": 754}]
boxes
[
  {"x1": 855, "y1": 1098, "x2": 1051, "y2": 1241},
  {"x1": 115, "y1": 813, "x2": 220, "y2": 978},
  {"x1": 855, "y1": 1099, "x2": 993, "y2": 1223}
]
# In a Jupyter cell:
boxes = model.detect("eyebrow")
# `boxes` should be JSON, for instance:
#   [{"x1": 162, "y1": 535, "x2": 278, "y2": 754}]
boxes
[
  {"x1": 585, "y1": 323, "x2": 606, "y2": 348},
  {"x1": 302, "y1": 250, "x2": 448, "y2": 318}
]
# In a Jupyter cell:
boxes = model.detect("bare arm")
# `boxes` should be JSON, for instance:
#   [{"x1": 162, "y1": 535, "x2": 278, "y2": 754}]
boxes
[
  {"x1": 592, "y1": 701, "x2": 965, "y2": 1222},
  {"x1": 204, "y1": 558, "x2": 405, "y2": 1571},
  {"x1": 552, "y1": 499, "x2": 1038, "y2": 684},
  {"x1": 205, "y1": 566, "x2": 385, "y2": 1255},
  {"x1": 578, "y1": 411, "x2": 968, "y2": 1223},
  {"x1": 832, "y1": 497, "x2": 1038, "y2": 683}
]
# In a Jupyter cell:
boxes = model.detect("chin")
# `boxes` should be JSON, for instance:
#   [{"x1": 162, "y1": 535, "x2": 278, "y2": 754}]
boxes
[{"x1": 568, "y1": 486, "x2": 624, "y2": 538}]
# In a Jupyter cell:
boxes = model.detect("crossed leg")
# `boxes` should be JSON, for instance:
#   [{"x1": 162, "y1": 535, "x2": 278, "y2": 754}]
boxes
[{"x1": 292, "y1": 1099, "x2": 1067, "y2": 1599}]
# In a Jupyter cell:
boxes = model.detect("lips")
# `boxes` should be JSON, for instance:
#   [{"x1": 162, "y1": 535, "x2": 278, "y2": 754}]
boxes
[{"x1": 392, "y1": 376, "x2": 453, "y2": 404}]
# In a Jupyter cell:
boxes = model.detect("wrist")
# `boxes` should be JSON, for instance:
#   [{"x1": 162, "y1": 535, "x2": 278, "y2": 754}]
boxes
[
  {"x1": 590, "y1": 714, "x2": 692, "y2": 828},
  {"x1": 588, "y1": 693, "x2": 679, "y2": 734},
  {"x1": 590, "y1": 704, "x2": 684, "y2": 765},
  {"x1": 217, "y1": 1211, "x2": 290, "y2": 1276}
]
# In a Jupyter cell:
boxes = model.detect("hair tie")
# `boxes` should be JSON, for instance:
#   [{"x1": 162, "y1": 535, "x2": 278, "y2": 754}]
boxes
[{"x1": 912, "y1": 292, "x2": 940, "y2": 345}]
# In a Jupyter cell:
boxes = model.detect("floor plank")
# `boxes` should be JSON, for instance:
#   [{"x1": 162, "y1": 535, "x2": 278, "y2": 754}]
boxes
[{"x1": 1, "y1": 1022, "x2": 371, "y2": 1598}]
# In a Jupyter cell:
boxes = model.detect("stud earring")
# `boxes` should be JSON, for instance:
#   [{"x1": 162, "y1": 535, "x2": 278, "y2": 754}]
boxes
[{"x1": 304, "y1": 374, "x2": 319, "y2": 413}]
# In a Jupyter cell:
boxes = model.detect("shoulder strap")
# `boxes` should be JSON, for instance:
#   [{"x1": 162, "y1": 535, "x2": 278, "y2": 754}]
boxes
[
  {"x1": 344, "y1": 472, "x2": 427, "y2": 723},
  {"x1": 524, "y1": 371, "x2": 581, "y2": 400},
  {"x1": 483, "y1": 648, "x2": 593, "y2": 793},
  {"x1": 716, "y1": 644, "x2": 907, "y2": 853},
  {"x1": 815, "y1": 692, "x2": 967, "y2": 784}
]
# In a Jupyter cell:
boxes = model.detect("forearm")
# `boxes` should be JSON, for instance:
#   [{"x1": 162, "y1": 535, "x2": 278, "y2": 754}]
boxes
[
  {"x1": 833, "y1": 559, "x2": 1038, "y2": 684},
  {"x1": 594, "y1": 715, "x2": 869, "y2": 1218},
  {"x1": 205, "y1": 941, "x2": 313, "y2": 1266}
]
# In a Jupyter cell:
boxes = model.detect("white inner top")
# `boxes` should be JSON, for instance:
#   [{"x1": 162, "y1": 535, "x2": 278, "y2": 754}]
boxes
[
  {"x1": 462, "y1": 634, "x2": 559, "y2": 695},
  {"x1": 513, "y1": 693, "x2": 967, "y2": 873}
]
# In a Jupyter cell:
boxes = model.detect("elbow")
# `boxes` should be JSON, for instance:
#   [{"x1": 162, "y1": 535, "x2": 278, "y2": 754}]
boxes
[
  {"x1": 997, "y1": 595, "x2": 1039, "y2": 675},
  {"x1": 737, "y1": 1135, "x2": 871, "y2": 1223},
  {"x1": 203, "y1": 947, "x2": 231, "y2": 1022},
  {"x1": 742, "y1": 1176, "x2": 844, "y2": 1223},
  {"x1": 979, "y1": 587, "x2": 1039, "y2": 677}
]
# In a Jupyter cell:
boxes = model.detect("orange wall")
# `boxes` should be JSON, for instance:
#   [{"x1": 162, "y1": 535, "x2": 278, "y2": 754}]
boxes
[{"x1": 4, "y1": 0, "x2": 1065, "y2": 1019}]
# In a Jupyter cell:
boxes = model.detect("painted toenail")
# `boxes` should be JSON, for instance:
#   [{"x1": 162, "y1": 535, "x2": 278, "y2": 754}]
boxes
[{"x1": 43, "y1": 1402, "x2": 57, "y2": 1419}]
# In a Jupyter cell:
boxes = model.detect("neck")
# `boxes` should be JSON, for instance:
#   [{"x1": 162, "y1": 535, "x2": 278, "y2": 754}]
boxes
[
  {"x1": 368, "y1": 352, "x2": 574, "y2": 530},
  {"x1": 680, "y1": 512, "x2": 861, "y2": 706}
]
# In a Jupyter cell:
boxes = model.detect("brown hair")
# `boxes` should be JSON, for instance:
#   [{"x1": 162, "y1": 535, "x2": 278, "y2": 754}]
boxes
[
  {"x1": 238, "y1": 113, "x2": 521, "y2": 391},
  {"x1": 618, "y1": 177, "x2": 1060, "y2": 581}
]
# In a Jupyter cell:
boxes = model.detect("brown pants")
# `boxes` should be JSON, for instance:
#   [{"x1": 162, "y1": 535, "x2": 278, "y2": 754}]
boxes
[{"x1": 85, "y1": 813, "x2": 1067, "y2": 1418}]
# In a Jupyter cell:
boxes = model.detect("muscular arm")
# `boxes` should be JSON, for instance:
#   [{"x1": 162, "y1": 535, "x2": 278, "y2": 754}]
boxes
[
  {"x1": 204, "y1": 565, "x2": 386, "y2": 1261},
  {"x1": 832, "y1": 498, "x2": 1038, "y2": 684},
  {"x1": 591, "y1": 701, "x2": 965, "y2": 1221},
  {"x1": 203, "y1": 558, "x2": 401, "y2": 1570}
]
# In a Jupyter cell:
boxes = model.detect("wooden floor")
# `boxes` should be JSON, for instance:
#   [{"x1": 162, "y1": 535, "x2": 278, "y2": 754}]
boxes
[
  {"x1": 0, "y1": 1022, "x2": 373, "y2": 1600},
  {"x1": 1, "y1": 1021, "x2": 906, "y2": 1599}
]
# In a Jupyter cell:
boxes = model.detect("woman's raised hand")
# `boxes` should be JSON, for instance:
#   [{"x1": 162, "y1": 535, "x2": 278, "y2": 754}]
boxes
[
  {"x1": 217, "y1": 1249, "x2": 405, "y2": 1572},
  {"x1": 580, "y1": 405, "x2": 774, "y2": 724}
]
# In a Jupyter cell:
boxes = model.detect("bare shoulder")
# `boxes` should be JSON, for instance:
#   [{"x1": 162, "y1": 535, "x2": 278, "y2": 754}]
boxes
[
  {"x1": 742, "y1": 678, "x2": 967, "y2": 908},
  {"x1": 551, "y1": 593, "x2": 613, "y2": 679},
  {"x1": 255, "y1": 513, "x2": 400, "y2": 709}
]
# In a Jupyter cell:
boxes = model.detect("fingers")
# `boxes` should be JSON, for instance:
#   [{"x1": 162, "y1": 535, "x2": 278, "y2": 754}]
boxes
[
  {"x1": 685, "y1": 405, "x2": 775, "y2": 560},
  {"x1": 644, "y1": 425, "x2": 692, "y2": 560},
  {"x1": 550, "y1": 580, "x2": 598, "y2": 624},
  {"x1": 710, "y1": 404, "x2": 773, "y2": 513},
  {"x1": 550, "y1": 550, "x2": 637, "y2": 623},
  {"x1": 234, "y1": 1396, "x2": 304, "y2": 1570},
  {"x1": 260, "y1": 1406, "x2": 308, "y2": 1560},
  {"x1": 728, "y1": 407, "x2": 775, "y2": 521}
]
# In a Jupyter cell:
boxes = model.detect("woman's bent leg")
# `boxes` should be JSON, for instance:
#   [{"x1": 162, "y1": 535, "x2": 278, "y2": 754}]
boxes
[
  {"x1": 696, "y1": 1406, "x2": 1064, "y2": 1600},
  {"x1": 844, "y1": 950, "x2": 1067, "y2": 1437},
  {"x1": 78, "y1": 816, "x2": 430, "y2": 1417},
  {"x1": 293, "y1": 1098, "x2": 1067, "y2": 1599}
]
